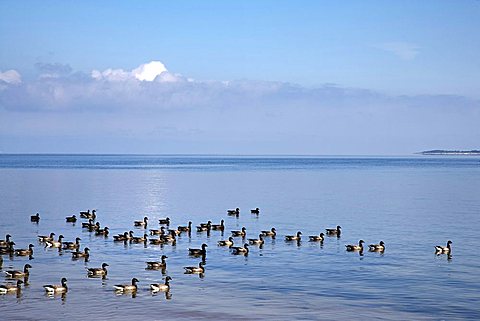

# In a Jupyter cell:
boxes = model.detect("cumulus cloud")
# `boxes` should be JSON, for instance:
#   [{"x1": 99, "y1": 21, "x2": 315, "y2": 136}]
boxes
[
  {"x1": 375, "y1": 42, "x2": 420, "y2": 60},
  {"x1": 91, "y1": 60, "x2": 174, "y2": 82},
  {"x1": 0, "y1": 69, "x2": 22, "y2": 85}
]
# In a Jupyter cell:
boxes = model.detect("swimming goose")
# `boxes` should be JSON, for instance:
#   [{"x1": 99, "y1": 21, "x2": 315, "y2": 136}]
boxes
[
  {"x1": 0, "y1": 280, "x2": 23, "y2": 294},
  {"x1": 113, "y1": 232, "x2": 128, "y2": 242},
  {"x1": 149, "y1": 237, "x2": 167, "y2": 245},
  {"x1": 285, "y1": 232, "x2": 302, "y2": 241},
  {"x1": 211, "y1": 220, "x2": 225, "y2": 231},
  {"x1": 218, "y1": 237, "x2": 234, "y2": 247},
  {"x1": 159, "y1": 217, "x2": 170, "y2": 225},
  {"x1": 38, "y1": 232, "x2": 55, "y2": 242},
  {"x1": 15, "y1": 244, "x2": 34, "y2": 256},
  {"x1": 5, "y1": 264, "x2": 32, "y2": 278},
  {"x1": 227, "y1": 208, "x2": 240, "y2": 216},
  {"x1": 131, "y1": 234, "x2": 148, "y2": 243},
  {"x1": 161, "y1": 231, "x2": 177, "y2": 242},
  {"x1": 0, "y1": 241, "x2": 15, "y2": 254},
  {"x1": 44, "y1": 278, "x2": 68, "y2": 293},
  {"x1": 65, "y1": 215, "x2": 77, "y2": 223},
  {"x1": 62, "y1": 237, "x2": 81, "y2": 250},
  {"x1": 435, "y1": 240, "x2": 452, "y2": 254},
  {"x1": 150, "y1": 276, "x2": 172, "y2": 292},
  {"x1": 87, "y1": 263, "x2": 109, "y2": 276},
  {"x1": 134, "y1": 216, "x2": 148, "y2": 228},
  {"x1": 369, "y1": 241, "x2": 385, "y2": 252},
  {"x1": 114, "y1": 278, "x2": 139, "y2": 292},
  {"x1": 251, "y1": 208, "x2": 260, "y2": 214},
  {"x1": 30, "y1": 213, "x2": 40, "y2": 222},
  {"x1": 261, "y1": 228, "x2": 277, "y2": 238},
  {"x1": 146, "y1": 255, "x2": 168, "y2": 269},
  {"x1": 188, "y1": 243, "x2": 208, "y2": 256},
  {"x1": 346, "y1": 240, "x2": 365, "y2": 252},
  {"x1": 87, "y1": 222, "x2": 101, "y2": 232},
  {"x1": 309, "y1": 233, "x2": 325, "y2": 242},
  {"x1": 167, "y1": 228, "x2": 181, "y2": 236},
  {"x1": 231, "y1": 227, "x2": 247, "y2": 237},
  {"x1": 326, "y1": 225, "x2": 342, "y2": 236},
  {"x1": 248, "y1": 234, "x2": 265, "y2": 245},
  {"x1": 0, "y1": 234, "x2": 12, "y2": 247},
  {"x1": 150, "y1": 226, "x2": 166, "y2": 236},
  {"x1": 178, "y1": 221, "x2": 192, "y2": 232},
  {"x1": 72, "y1": 247, "x2": 90, "y2": 259},
  {"x1": 45, "y1": 235, "x2": 65, "y2": 248},
  {"x1": 95, "y1": 227, "x2": 109, "y2": 236},
  {"x1": 82, "y1": 219, "x2": 95, "y2": 229},
  {"x1": 197, "y1": 221, "x2": 212, "y2": 232},
  {"x1": 231, "y1": 243, "x2": 249, "y2": 255},
  {"x1": 80, "y1": 209, "x2": 96, "y2": 219},
  {"x1": 184, "y1": 262, "x2": 205, "y2": 274}
]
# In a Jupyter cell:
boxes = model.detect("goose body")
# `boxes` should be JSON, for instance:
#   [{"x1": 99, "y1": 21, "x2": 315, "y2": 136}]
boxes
[
  {"x1": 45, "y1": 235, "x2": 64, "y2": 248},
  {"x1": 227, "y1": 208, "x2": 240, "y2": 216},
  {"x1": 167, "y1": 228, "x2": 181, "y2": 236},
  {"x1": 4, "y1": 264, "x2": 32, "y2": 278},
  {"x1": 261, "y1": 228, "x2": 277, "y2": 238},
  {"x1": 184, "y1": 262, "x2": 205, "y2": 274},
  {"x1": 248, "y1": 234, "x2": 265, "y2": 245},
  {"x1": 326, "y1": 225, "x2": 342, "y2": 236},
  {"x1": 178, "y1": 221, "x2": 192, "y2": 232},
  {"x1": 0, "y1": 280, "x2": 23, "y2": 294},
  {"x1": 150, "y1": 276, "x2": 172, "y2": 292},
  {"x1": 82, "y1": 219, "x2": 95, "y2": 229},
  {"x1": 63, "y1": 237, "x2": 81, "y2": 250},
  {"x1": 150, "y1": 227, "x2": 166, "y2": 236},
  {"x1": 231, "y1": 243, "x2": 249, "y2": 255},
  {"x1": 0, "y1": 234, "x2": 12, "y2": 247},
  {"x1": 149, "y1": 237, "x2": 167, "y2": 245},
  {"x1": 131, "y1": 234, "x2": 148, "y2": 243},
  {"x1": 346, "y1": 240, "x2": 365, "y2": 252},
  {"x1": 0, "y1": 241, "x2": 15, "y2": 254},
  {"x1": 15, "y1": 244, "x2": 34, "y2": 256},
  {"x1": 66, "y1": 215, "x2": 77, "y2": 223},
  {"x1": 95, "y1": 227, "x2": 109, "y2": 236},
  {"x1": 309, "y1": 233, "x2": 325, "y2": 242},
  {"x1": 114, "y1": 278, "x2": 139, "y2": 292},
  {"x1": 211, "y1": 220, "x2": 225, "y2": 231},
  {"x1": 231, "y1": 227, "x2": 247, "y2": 237},
  {"x1": 87, "y1": 263, "x2": 109, "y2": 276},
  {"x1": 113, "y1": 231, "x2": 132, "y2": 242},
  {"x1": 146, "y1": 255, "x2": 168, "y2": 269},
  {"x1": 80, "y1": 209, "x2": 96, "y2": 219},
  {"x1": 134, "y1": 216, "x2": 148, "y2": 227},
  {"x1": 369, "y1": 241, "x2": 385, "y2": 252},
  {"x1": 43, "y1": 278, "x2": 68, "y2": 293},
  {"x1": 188, "y1": 243, "x2": 208, "y2": 256},
  {"x1": 218, "y1": 237, "x2": 234, "y2": 247},
  {"x1": 197, "y1": 221, "x2": 211, "y2": 232},
  {"x1": 30, "y1": 213, "x2": 40, "y2": 222},
  {"x1": 159, "y1": 217, "x2": 170, "y2": 225},
  {"x1": 72, "y1": 247, "x2": 90, "y2": 259},
  {"x1": 38, "y1": 232, "x2": 55, "y2": 242},
  {"x1": 251, "y1": 208, "x2": 260, "y2": 214},
  {"x1": 435, "y1": 240, "x2": 452, "y2": 254},
  {"x1": 87, "y1": 222, "x2": 101, "y2": 232},
  {"x1": 285, "y1": 231, "x2": 302, "y2": 241}
]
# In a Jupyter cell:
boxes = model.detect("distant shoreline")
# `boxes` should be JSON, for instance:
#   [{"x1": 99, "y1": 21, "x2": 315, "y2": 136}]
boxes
[{"x1": 418, "y1": 150, "x2": 480, "y2": 155}]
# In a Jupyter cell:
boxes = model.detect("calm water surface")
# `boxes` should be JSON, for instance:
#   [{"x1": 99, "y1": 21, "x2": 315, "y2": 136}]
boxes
[{"x1": 0, "y1": 155, "x2": 479, "y2": 320}]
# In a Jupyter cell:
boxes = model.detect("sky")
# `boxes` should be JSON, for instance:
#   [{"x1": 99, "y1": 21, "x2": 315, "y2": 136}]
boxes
[{"x1": 0, "y1": 0, "x2": 479, "y2": 155}]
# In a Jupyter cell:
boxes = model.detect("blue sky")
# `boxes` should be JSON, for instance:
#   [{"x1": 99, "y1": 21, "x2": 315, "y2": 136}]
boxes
[{"x1": 0, "y1": 1, "x2": 479, "y2": 154}]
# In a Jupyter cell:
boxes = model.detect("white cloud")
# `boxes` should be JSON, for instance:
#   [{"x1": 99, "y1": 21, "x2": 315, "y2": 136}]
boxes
[
  {"x1": 91, "y1": 60, "x2": 170, "y2": 82},
  {"x1": 375, "y1": 42, "x2": 419, "y2": 60},
  {"x1": 0, "y1": 69, "x2": 22, "y2": 84}
]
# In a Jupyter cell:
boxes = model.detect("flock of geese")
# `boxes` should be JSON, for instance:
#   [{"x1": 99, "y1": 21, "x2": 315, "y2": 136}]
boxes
[{"x1": 0, "y1": 208, "x2": 453, "y2": 296}]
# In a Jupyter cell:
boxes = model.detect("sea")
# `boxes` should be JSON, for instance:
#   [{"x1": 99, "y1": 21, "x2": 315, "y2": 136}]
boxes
[{"x1": 0, "y1": 154, "x2": 479, "y2": 320}]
